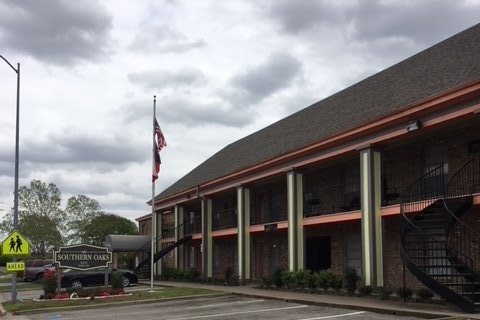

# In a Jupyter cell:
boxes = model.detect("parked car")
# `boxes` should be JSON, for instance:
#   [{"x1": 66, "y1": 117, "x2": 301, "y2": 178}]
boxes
[
  {"x1": 22, "y1": 259, "x2": 53, "y2": 281},
  {"x1": 60, "y1": 268, "x2": 138, "y2": 288}
]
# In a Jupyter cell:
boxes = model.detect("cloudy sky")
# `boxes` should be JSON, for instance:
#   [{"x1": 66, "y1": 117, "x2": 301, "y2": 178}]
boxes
[{"x1": 0, "y1": 0, "x2": 478, "y2": 223}]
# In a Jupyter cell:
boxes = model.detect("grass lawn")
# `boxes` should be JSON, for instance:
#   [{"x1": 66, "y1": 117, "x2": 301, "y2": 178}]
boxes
[
  {"x1": 0, "y1": 275, "x2": 43, "y2": 292},
  {"x1": 2, "y1": 287, "x2": 220, "y2": 314}
]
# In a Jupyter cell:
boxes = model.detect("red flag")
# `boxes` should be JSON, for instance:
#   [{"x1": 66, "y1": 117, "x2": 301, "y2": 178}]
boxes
[{"x1": 152, "y1": 118, "x2": 166, "y2": 182}]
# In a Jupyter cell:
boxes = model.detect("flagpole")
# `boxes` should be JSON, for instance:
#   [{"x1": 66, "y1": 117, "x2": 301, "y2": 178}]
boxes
[{"x1": 150, "y1": 95, "x2": 157, "y2": 291}]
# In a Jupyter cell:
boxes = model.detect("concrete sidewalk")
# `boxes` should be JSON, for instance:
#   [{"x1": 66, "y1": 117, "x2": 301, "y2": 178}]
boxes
[{"x1": 143, "y1": 280, "x2": 480, "y2": 319}]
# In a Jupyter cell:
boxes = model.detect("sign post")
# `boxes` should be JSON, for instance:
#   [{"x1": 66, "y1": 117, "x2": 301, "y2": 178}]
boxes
[{"x1": 1, "y1": 230, "x2": 30, "y2": 303}]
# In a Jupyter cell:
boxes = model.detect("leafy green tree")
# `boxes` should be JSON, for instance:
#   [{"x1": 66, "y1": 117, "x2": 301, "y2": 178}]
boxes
[
  {"x1": 17, "y1": 180, "x2": 66, "y2": 254},
  {"x1": 83, "y1": 213, "x2": 138, "y2": 245},
  {"x1": 18, "y1": 213, "x2": 63, "y2": 254},
  {"x1": 65, "y1": 195, "x2": 102, "y2": 244}
]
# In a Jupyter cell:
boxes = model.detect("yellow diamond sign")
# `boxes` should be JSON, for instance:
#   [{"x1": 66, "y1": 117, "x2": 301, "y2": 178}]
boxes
[{"x1": 2, "y1": 230, "x2": 29, "y2": 256}]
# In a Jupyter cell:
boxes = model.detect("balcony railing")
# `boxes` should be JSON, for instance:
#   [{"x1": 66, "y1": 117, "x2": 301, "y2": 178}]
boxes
[
  {"x1": 303, "y1": 181, "x2": 360, "y2": 217},
  {"x1": 212, "y1": 208, "x2": 237, "y2": 231},
  {"x1": 250, "y1": 205, "x2": 287, "y2": 225},
  {"x1": 161, "y1": 224, "x2": 175, "y2": 238},
  {"x1": 184, "y1": 214, "x2": 202, "y2": 235}
]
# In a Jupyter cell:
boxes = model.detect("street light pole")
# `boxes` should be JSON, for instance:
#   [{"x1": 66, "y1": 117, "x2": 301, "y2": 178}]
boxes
[{"x1": 0, "y1": 54, "x2": 20, "y2": 304}]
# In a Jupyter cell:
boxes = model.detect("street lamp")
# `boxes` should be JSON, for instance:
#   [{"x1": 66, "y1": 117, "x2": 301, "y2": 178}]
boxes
[{"x1": 0, "y1": 54, "x2": 20, "y2": 304}]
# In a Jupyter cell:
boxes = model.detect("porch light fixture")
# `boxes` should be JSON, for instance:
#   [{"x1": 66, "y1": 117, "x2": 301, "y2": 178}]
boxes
[{"x1": 406, "y1": 120, "x2": 421, "y2": 132}]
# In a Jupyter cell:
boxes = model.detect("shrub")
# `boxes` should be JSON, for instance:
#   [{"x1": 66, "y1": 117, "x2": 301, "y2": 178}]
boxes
[
  {"x1": 186, "y1": 268, "x2": 201, "y2": 282},
  {"x1": 272, "y1": 267, "x2": 283, "y2": 288},
  {"x1": 416, "y1": 288, "x2": 434, "y2": 300},
  {"x1": 306, "y1": 272, "x2": 317, "y2": 290},
  {"x1": 315, "y1": 271, "x2": 331, "y2": 290},
  {"x1": 329, "y1": 272, "x2": 343, "y2": 291},
  {"x1": 223, "y1": 266, "x2": 238, "y2": 285},
  {"x1": 344, "y1": 268, "x2": 360, "y2": 294},
  {"x1": 379, "y1": 287, "x2": 393, "y2": 300},
  {"x1": 260, "y1": 276, "x2": 272, "y2": 289},
  {"x1": 294, "y1": 270, "x2": 310, "y2": 289},
  {"x1": 111, "y1": 271, "x2": 124, "y2": 289},
  {"x1": 42, "y1": 269, "x2": 57, "y2": 295},
  {"x1": 281, "y1": 271, "x2": 296, "y2": 289},
  {"x1": 358, "y1": 285, "x2": 372, "y2": 296},
  {"x1": 396, "y1": 287, "x2": 413, "y2": 299}
]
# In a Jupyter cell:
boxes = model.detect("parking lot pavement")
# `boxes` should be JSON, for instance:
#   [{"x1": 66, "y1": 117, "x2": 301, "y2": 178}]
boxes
[{"x1": 15, "y1": 295, "x2": 431, "y2": 320}]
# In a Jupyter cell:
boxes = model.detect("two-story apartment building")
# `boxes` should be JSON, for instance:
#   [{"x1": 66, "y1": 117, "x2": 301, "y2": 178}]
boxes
[{"x1": 137, "y1": 23, "x2": 480, "y2": 312}]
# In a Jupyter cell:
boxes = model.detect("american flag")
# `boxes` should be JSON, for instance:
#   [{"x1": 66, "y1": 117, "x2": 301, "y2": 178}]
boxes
[
  {"x1": 152, "y1": 118, "x2": 167, "y2": 182},
  {"x1": 154, "y1": 118, "x2": 167, "y2": 151}
]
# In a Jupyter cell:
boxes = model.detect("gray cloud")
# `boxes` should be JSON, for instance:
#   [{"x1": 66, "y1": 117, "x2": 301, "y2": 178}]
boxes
[
  {"x1": 264, "y1": 0, "x2": 479, "y2": 47},
  {"x1": 0, "y1": 0, "x2": 113, "y2": 66},
  {"x1": 129, "y1": 19, "x2": 205, "y2": 54},
  {"x1": 348, "y1": 0, "x2": 480, "y2": 45},
  {"x1": 263, "y1": 0, "x2": 342, "y2": 34},
  {"x1": 225, "y1": 52, "x2": 303, "y2": 106},
  {"x1": 160, "y1": 97, "x2": 253, "y2": 128},
  {"x1": 128, "y1": 68, "x2": 207, "y2": 91},
  {"x1": 20, "y1": 132, "x2": 145, "y2": 171}
]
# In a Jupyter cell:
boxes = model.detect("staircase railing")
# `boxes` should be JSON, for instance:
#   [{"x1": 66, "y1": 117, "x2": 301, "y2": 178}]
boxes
[
  {"x1": 401, "y1": 165, "x2": 444, "y2": 221},
  {"x1": 400, "y1": 165, "x2": 446, "y2": 280},
  {"x1": 400, "y1": 160, "x2": 479, "y2": 312},
  {"x1": 443, "y1": 158, "x2": 480, "y2": 276}
]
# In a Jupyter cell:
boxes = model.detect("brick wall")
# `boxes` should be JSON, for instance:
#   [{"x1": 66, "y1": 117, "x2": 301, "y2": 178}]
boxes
[{"x1": 382, "y1": 216, "x2": 424, "y2": 290}]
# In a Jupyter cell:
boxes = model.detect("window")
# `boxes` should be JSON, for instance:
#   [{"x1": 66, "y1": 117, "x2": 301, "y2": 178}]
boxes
[
  {"x1": 345, "y1": 233, "x2": 362, "y2": 276},
  {"x1": 423, "y1": 144, "x2": 448, "y2": 197}
]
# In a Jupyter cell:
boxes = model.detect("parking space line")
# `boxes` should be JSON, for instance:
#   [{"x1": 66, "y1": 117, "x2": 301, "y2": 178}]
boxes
[
  {"x1": 167, "y1": 304, "x2": 308, "y2": 320},
  {"x1": 300, "y1": 311, "x2": 366, "y2": 320},
  {"x1": 195, "y1": 299, "x2": 265, "y2": 308}
]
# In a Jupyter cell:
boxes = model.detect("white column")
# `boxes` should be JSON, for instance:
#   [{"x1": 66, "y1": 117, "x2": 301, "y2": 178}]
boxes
[
  {"x1": 237, "y1": 186, "x2": 250, "y2": 281},
  {"x1": 360, "y1": 147, "x2": 383, "y2": 287},
  {"x1": 201, "y1": 198, "x2": 212, "y2": 279},
  {"x1": 287, "y1": 171, "x2": 304, "y2": 271},
  {"x1": 174, "y1": 205, "x2": 184, "y2": 270}
]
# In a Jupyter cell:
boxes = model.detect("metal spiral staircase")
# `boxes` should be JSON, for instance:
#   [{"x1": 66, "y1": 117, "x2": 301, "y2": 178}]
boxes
[
  {"x1": 400, "y1": 158, "x2": 480, "y2": 313},
  {"x1": 134, "y1": 221, "x2": 192, "y2": 275}
]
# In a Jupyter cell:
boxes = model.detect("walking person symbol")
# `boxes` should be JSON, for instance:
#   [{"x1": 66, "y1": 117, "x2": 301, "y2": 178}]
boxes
[
  {"x1": 15, "y1": 235, "x2": 22, "y2": 252},
  {"x1": 9, "y1": 237, "x2": 15, "y2": 252}
]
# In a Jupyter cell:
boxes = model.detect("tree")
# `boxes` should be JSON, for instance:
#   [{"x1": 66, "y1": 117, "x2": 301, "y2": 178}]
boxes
[
  {"x1": 83, "y1": 213, "x2": 138, "y2": 245},
  {"x1": 18, "y1": 213, "x2": 63, "y2": 254},
  {"x1": 65, "y1": 195, "x2": 102, "y2": 244},
  {"x1": 17, "y1": 180, "x2": 66, "y2": 254}
]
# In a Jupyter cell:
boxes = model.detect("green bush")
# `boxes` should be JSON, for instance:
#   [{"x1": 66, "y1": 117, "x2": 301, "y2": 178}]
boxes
[
  {"x1": 186, "y1": 268, "x2": 201, "y2": 282},
  {"x1": 260, "y1": 276, "x2": 272, "y2": 289},
  {"x1": 396, "y1": 287, "x2": 413, "y2": 299},
  {"x1": 42, "y1": 273, "x2": 57, "y2": 295},
  {"x1": 344, "y1": 268, "x2": 360, "y2": 294},
  {"x1": 315, "y1": 270, "x2": 331, "y2": 290},
  {"x1": 379, "y1": 287, "x2": 393, "y2": 300},
  {"x1": 294, "y1": 270, "x2": 310, "y2": 289},
  {"x1": 281, "y1": 271, "x2": 296, "y2": 289},
  {"x1": 111, "y1": 271, "x2": 124, "y2": 289},
  {"x1": 416, "y1": 288, "x2": 434, "y2": 300},
  {"x1": 272, "y1": 267, "x2": 283, "y2": 288},
  {"x1": 223, "y1": 266, "x2": 238, "y2": 285},
  {"x1": 329, "y1": 272, "x2": 343, "y2": 291},
  {"x1": 358, "y1": 285, "x2": 372, "y2": 296}
]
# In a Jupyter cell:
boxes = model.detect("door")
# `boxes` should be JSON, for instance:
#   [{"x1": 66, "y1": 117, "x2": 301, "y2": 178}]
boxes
[{"x1": 305, "y1": 237, "x2": 331, "y2": 271}]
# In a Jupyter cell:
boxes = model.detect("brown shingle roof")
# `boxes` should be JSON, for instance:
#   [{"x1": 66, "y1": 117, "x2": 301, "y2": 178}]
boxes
[{"x1": 157, "y1": 23, "x2": 480, "y2": 200}]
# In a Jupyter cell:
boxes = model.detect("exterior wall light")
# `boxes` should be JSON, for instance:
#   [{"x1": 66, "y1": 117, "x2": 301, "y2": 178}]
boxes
[{"x1": 406, "y1": 120, "x2": 421, "y2": 132}]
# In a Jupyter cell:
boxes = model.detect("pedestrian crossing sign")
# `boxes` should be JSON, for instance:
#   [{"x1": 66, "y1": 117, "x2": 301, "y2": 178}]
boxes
[{"x1": 1, "y1": 230, "x2": 29, "y2": 256}]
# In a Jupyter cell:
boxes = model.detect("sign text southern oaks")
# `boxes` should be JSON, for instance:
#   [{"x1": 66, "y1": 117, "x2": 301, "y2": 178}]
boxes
[{"x1": 54, "y1": 244, "x2": 112, "y2": 270}]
